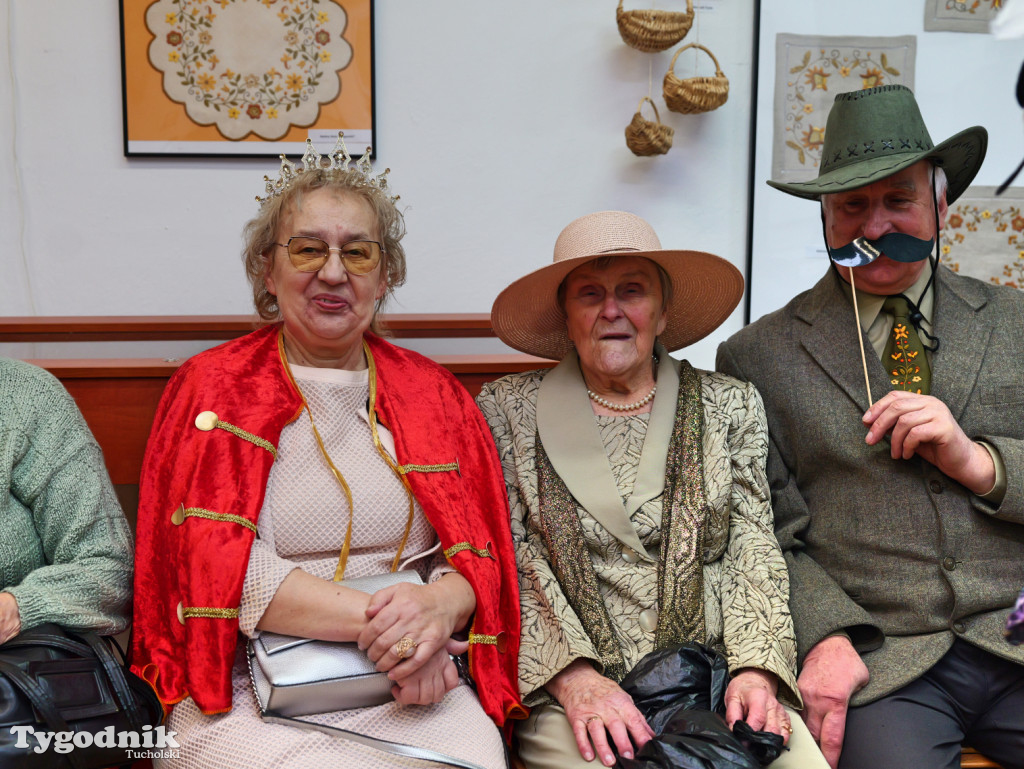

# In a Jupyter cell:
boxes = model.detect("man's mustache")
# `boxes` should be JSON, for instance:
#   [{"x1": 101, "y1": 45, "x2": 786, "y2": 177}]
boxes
[{"x1": 828, "y1": 233, "x2": 935, "y2": 267}]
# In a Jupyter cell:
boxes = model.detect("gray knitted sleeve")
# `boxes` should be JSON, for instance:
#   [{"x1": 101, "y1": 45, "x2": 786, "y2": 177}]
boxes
[{"x1": 1, "y1": 359, "x2": 133, "y2": 635}]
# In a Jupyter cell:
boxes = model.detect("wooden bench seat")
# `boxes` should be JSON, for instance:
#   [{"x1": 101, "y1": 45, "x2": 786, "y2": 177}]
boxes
[
  {"x1": 1, "y1": 317, "x2": 1009, "y2": 769},
  {"x1": 961, "y1": 747, "x2": 1002, "y2": 768}
]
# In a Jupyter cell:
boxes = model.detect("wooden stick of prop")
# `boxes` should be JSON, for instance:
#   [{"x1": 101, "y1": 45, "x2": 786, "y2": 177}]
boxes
[{"x1": 849, "y1": 268, "x2": 873, "y2": 407}]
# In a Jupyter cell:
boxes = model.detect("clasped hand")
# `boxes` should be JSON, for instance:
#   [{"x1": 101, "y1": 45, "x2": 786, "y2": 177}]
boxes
[
  {"x1": 862, "y1": 391, "x2": 995, "y2": 494},
  {"x1": 356, "y1": 576, "x2": 474, "y2": 706}
]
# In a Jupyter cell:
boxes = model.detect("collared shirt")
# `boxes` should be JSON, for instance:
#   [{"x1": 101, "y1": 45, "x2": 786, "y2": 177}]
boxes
[{"x1": 855, "y1": 267, "x2": 936, "y2": 361}]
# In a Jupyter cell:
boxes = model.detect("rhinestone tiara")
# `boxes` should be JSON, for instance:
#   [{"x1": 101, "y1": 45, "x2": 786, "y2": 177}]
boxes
[{"x1": 256, "y1": 131, "x2": 396, "y2": 207}]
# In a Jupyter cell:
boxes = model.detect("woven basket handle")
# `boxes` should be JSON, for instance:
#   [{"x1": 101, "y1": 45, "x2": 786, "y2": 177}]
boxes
[
  {"x1": 669, "y1": 43, "x2": 724, "y2": 76},
  {"x1": 618, "y1": 0, "x2": 694, "y2": 14},
  {"x1": 638, "y1": 96, "x2": 662, "y2": 124}
]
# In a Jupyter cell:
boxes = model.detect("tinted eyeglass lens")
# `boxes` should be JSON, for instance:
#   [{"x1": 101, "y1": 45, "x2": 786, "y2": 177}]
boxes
[
  {"x1": 287, "y1": 237, "x2": 330, "y2": 271},
  {"x1": 337, "y1": 241, "x2": 381, "y2": 275},
  {"x1": 286, "y1": 237, "x2": 381, "y2": 274}
]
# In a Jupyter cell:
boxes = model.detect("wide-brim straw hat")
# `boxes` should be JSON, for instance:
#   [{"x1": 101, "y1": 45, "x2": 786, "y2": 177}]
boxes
[
  {"x1": 768, "y1": 85, "x2": 987, "y2": 204},
  {"x1": 491, "y1": 211, "x2": 743, "y2": 361}
]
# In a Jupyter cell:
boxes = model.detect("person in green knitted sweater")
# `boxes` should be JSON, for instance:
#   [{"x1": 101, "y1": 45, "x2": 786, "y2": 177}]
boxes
[{"x1": 0, "y1": 357, "x2": 133, "y2": 643}]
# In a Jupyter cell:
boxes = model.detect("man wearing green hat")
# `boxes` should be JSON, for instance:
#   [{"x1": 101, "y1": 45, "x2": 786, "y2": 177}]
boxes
[{"x1": 718, "y1": 85, "x2": 1024, "y2": 768}]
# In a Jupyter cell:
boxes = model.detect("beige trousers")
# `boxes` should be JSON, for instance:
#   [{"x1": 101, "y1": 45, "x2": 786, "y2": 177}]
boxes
[{"x1": 516, "y1": 703, "x2": 829, "y2": 769}]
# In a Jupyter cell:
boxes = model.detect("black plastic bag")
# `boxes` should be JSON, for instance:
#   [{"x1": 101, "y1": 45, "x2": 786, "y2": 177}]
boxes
[{"x1": 616, "y1": 643, "x2": 784, "y2": 769}]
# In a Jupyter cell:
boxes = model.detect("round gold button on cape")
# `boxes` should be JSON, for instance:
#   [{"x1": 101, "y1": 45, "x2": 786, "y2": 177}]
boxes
[
  {"x1": 171, "y1": 504, "x2": 185, "y2": 525},
  {"x1": 195, "y1": 411, "x2": 219, "y2": 431},
  {"x1": 176, "y1": 602, "x2": 186, "y2": 625}
]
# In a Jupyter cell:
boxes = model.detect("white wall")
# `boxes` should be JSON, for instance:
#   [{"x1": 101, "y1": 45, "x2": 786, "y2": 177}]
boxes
[
  {"x1": 5, "y1": 3, "x2": 1017, "y2": 367},
  {"x1": 750, "y1": 3, "x2": 1023, "y2": 321},
  {"x1": 0, "y1": 1, "x2": 754, "y2": 368}
]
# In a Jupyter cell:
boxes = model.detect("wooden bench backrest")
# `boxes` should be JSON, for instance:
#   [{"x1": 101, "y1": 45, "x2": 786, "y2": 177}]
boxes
[{"x1": 1, "y1": 314, "x2": 552, "y2": 487}]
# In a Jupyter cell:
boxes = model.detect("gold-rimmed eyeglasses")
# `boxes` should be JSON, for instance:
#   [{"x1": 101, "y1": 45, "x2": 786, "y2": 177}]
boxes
[{"x1": 274, "y1": 236, "x2": 384, "y2": 275}]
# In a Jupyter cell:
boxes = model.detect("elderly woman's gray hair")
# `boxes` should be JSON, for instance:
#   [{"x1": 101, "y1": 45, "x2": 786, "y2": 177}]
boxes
[{"x1": 242, "y1": 169, "x2": 407, "y2": 333}]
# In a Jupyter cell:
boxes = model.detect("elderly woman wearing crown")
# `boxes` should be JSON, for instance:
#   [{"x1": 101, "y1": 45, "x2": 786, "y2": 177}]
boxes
[
  {"x1": 130, "y1": 137, "x2": 524, "y2": 768},
  {"x1": 476, "y1": 211, "x2": 828, "y2": 769}
]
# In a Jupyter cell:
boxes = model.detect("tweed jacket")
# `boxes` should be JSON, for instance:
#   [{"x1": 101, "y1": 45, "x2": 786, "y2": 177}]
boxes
[
  {"x1": 476, "y1": 351, "x2": 800, "y2": 709},
  {"x1": 717, "y1": 265, "x2": 1024, "y2": 705}
]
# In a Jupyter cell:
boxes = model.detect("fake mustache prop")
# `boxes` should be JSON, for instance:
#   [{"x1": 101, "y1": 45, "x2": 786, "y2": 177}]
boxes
[{"x1": 828, "y1": 232, "x2": 935, "y2": 267}]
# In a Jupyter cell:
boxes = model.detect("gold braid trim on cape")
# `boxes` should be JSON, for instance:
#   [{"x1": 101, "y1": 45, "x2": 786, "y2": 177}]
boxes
[{"x1": 535, "y1": 361, "x2": 710, "y2": 682}]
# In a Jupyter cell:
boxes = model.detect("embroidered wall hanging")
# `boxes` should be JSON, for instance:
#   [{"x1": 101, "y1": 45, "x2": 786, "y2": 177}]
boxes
[
  {"x1": 771, "y1": 34, "x2": 916, "y2": 185},
  {"x1": 924, "y1": 0, "x2": 1004, "y2": 34},
  {"x1": 940, "y1": 185, "x2": 1024, "y2": 291}
]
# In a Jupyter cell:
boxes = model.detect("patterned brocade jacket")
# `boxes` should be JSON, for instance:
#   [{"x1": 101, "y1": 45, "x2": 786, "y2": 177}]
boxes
[{"x1": 476, "y1": 349, "x2": 801, "y2": 708}]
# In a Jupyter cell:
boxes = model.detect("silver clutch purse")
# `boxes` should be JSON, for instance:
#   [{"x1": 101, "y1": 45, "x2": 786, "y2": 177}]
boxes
[{"x1": 247, "y1": 570, "x2": 424, "y2": 717}]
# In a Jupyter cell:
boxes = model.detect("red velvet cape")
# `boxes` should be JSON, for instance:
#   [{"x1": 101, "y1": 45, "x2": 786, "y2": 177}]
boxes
[{"x1": 130, "y1": 325, "x2": 525, "y2": 733}]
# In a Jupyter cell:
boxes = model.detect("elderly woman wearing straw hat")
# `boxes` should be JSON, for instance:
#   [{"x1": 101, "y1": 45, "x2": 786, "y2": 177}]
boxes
[{"x1": 476, "y1": 211, "x2": 828, "y2": 769}]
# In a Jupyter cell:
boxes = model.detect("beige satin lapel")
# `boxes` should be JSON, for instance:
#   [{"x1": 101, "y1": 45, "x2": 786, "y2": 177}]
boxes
[
  {"x1": 624, "y1": 343, "x2": 678, "y2": 517},
  {"x1": 537, "y1": 351, "x2": 654, "y2": 561}
]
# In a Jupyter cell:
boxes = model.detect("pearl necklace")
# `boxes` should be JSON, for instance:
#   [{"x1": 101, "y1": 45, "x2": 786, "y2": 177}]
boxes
[{"x1": 587, "y1": 385, "x2": 657, "y2": 412}]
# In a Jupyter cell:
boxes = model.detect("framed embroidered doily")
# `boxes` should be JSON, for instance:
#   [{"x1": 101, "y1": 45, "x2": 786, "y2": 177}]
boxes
[{"x1": 120, "y1": 0, "x2": 374, "y2": 157}]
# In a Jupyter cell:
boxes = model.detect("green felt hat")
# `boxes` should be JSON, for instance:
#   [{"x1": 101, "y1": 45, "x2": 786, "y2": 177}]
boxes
[{"x1": 768, "y1": 85, "x2": 987, "y2": 203}]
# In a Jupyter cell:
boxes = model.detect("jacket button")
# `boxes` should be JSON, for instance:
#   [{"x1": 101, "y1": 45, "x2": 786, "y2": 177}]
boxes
[
  {"x1": 929, "y1": 480, "x2": 944, "y2": 494},
  {"x1": 195, "y1": 411, "x2": 219, "y2": 431},
  {"x1": 942, "y1": 556, "x2": 956, "y2": 571},
  {"x1": 622, "y1": 547, "x2": 640, "y2": 564},
  {"x1": 953, "y1": 621, "x2": 966, "y2": 634},
  {"x1": 639, "y1": 609, "x2": 658, "y2": 633}
]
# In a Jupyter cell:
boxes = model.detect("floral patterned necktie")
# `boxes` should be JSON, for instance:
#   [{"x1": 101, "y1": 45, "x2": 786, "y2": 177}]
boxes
[{"x1": 882, "y1": 296, "x2": 931, "y2": 395}]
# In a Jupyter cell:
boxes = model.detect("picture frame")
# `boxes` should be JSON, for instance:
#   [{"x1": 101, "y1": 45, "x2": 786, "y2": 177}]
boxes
[{"x1": 119, "y1": 0, "x2": 375, "y2": 158}]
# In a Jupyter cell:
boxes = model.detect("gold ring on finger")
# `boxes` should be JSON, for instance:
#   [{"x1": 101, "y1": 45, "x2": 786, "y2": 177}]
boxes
[
  {"x1": 585, "y1": 716, "x2": 601, "y2": 725},
  {"x1": 393, "y1": 635, "x2": 418, "y2": 659},
  {"x1": 782, "y1": 724, "x2": 793, "y2": 735}
]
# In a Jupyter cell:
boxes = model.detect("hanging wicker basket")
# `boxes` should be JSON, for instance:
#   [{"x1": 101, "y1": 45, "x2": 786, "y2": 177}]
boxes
[
  {"x1": 663, "y1": 43, "x2": 730, "y2": 114},
  {"x1": 625, "y1": 97, "x2": 674, "y2": 156},
  {"x1": 616, "y1": 0, "x2": 694, "y2": 53}
]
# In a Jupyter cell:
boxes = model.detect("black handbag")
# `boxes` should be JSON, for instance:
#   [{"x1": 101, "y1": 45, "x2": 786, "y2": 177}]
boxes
[{"x1": 0, "y1": 623, "x2": 165, "y2": 769}]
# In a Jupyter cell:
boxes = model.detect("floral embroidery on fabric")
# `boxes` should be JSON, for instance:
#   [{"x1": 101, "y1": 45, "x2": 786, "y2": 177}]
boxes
[
  {"x1": 145, "y1": 0, "x2": 354, "y2": 140},
  {"x1": 940, "y1": 196, "x2": 1024, "y2": 291},
  {"x1": 888, "y1": 322, "x2": 924, "y2": 393},
  {"x1": 771, "y1": 34, "x2": 915, "y2": 182}
]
